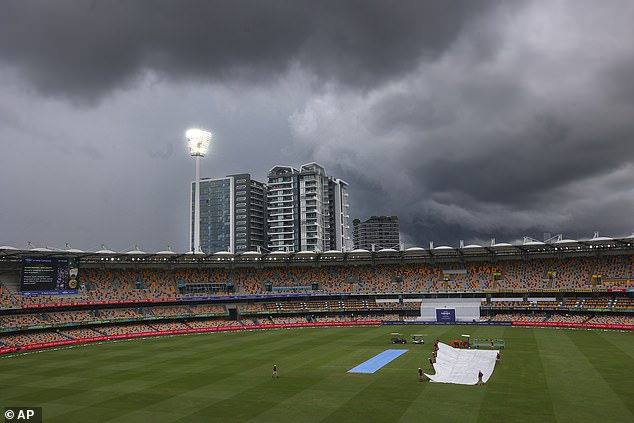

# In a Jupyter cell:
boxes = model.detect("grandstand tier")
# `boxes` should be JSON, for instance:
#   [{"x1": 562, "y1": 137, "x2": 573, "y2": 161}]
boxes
[{"x1": 1, "y1": 249, "x2": 633, "y2": 353}]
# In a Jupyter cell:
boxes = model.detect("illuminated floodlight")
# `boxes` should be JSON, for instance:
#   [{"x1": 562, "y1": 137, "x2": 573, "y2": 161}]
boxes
[
  {"x1": 186, "y1": 128, "x2": 212, "y2": 157},
  {"x1": 187, "y1": 128, "x2": 213, "y2": 254}
]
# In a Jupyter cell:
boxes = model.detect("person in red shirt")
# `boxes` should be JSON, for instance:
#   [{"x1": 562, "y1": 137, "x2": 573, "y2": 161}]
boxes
[
  {"x1": 477, "y1": 370, "x2": 484, "y2": 385},
  {"x1": 418, "y1": 367, "x2": 423, "y2": 382}
]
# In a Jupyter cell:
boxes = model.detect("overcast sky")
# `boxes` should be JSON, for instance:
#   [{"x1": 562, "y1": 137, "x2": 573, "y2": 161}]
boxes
[{"x1": 1, "y1": 0, "x2": 633, "y2": 252}]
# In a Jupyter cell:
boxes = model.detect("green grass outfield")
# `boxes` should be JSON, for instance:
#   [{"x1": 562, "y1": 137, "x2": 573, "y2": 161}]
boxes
[{"x1": 1, "y1": 325, "x2": 633, "y2": 423}]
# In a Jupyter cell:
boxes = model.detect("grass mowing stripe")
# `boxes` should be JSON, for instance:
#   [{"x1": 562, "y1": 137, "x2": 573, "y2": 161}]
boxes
[
  {"x1": 0, "y1": 326, "x2": 632, "y2": 423},
  {"x1": 94, "y1": 409, "x2": 186, "y2": 423},
  {"x1": 596, "y1": 330, "x2": 634, "y2": 361},
  {"x1": 317, "y1": 374, "x2": 423, "y2": 423},
  {"x1": 477, "y1": 326, "x2": 557, "y2": 423},
  {"x1": 534, "y1": 328, "x2": 632, "y2": 423},
  {"x1": 1, "y1": 334, "x2": 356, "y2": 416},
  {"x1": 398, "y1": 382, "x2": 486, "y2": 423},
  {"x1": 54, "y1": 328, "x2": 352, "y2": 422},
  {"x1": 241, "y1": 327, "x2": 394, "y2": 423},
  {"x1": 16, "y1": 329, "x2": 337, "y2": 422},
  {"x1": 173, "y1": 328, "x2": 381, "y2": 423},
  {"x1": 564, "y1": 329, "x2": 634, "y2": 417}
]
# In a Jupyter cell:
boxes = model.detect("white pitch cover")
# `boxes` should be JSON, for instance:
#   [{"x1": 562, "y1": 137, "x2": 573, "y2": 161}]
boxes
[{"x1": 425, "y1": 343, "x2": 499, "y2": 385}]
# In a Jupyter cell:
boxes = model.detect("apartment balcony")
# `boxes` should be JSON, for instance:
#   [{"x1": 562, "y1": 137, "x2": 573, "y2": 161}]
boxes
[
  {"x1": 267, "y1": 188, "x2": 295, "y2": 196},
  {"x1": 267, "y1": 229, "x2": 294, "y2": 236},
  {"x1": 268, "y1": 199, "x2": 295, "y2": 206},
  {"x1": 269, "y1": 201, "x2": 294, "y2": 207},
  {"x1": 268, "y1": 181, "x2": 293, "y2": 188},
  {"x1": 268, "y1": 217, "x2": 295, "y2": 225},
  {"x1": 269, "y1": 209, "x2": 294, "y2": 216}
]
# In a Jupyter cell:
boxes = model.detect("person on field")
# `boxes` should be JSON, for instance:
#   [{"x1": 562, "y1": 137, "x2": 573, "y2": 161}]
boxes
[
  {"x1": 428, "y1": 357, "x2": 434, "y2": 371},
  {"x1": 418, "y1": 367, "x2": 423, "y2": 382},
  {"x1": 496, "y1": 351, "x2": 500, "y2": 362},
  {"x1": 477, "y1": 370, "x2": 484, "y2": 385},
  {"x1": 272, "y1": 364, "x2": 278, "y2": 378}
]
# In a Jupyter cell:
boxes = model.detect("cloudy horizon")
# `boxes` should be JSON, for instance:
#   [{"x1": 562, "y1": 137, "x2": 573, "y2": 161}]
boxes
[{"x1": 1, "y1": 0, "x2": 633, "y2": 252}]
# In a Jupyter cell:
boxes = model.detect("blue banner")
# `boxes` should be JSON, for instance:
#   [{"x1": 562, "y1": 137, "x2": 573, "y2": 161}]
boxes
[
  {"x1": 21, "y1": 290, "x2": 79, "y2": 296},
  {"x1": 179, "y1": 292, "x2": 353, "y2": 301},
  {"x1": 436, "y1": 308, "x2": 456, "y2": 323}
]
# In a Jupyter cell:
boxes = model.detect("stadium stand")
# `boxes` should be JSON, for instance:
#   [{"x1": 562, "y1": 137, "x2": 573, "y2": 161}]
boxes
[{"x1": 1, "y1": 250, "x2": 633, "y2": 353}]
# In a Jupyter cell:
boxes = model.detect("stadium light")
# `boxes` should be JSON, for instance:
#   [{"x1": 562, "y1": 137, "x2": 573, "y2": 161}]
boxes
[
  {"x1": 187, "y1": 128, "x2": 213, "y2": 254},
  {"x1": 186, "y1": 129, "x2": 212, "y2": 157}
]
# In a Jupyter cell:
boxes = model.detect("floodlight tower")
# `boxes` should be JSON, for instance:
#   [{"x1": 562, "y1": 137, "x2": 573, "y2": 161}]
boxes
[{"x1": 186, "y1": 128, "x2": 212, "y2": 253}]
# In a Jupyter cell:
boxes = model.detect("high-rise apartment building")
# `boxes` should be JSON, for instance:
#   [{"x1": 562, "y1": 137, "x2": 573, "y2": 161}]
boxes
[
  {"x1": 267, "y1": 163, "x2": 351, "y2": 252},
  {"x1": 267, "y1": 166, "x2": 301, "y2": 252},
  {"x1": 329, "y1": 177, "x2": 351, "y2": 251},
  {"x1": 190, "y1": 173, "x2": 267, "y2": 253},
  {"x1": 353, "y1": 216, "x2": 400, "y2": 251}
]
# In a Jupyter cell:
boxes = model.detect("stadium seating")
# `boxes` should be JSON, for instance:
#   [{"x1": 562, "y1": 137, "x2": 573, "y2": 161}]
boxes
[{"x1": 1, "y1": 254, "x2": 634, "y2": 352}]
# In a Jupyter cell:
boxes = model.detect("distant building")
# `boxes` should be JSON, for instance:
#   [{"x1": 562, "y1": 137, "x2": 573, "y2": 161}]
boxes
[
  {"x1": 266, "y1": 165, "x2": 301, "y2": 252},
  {"x1": 190, "y1": 173, "x2": 267, "y2": 253},
  {"x1": 328, "y1": 176, "x2": 351, "y2": 252},
  {"x1": 267, "y1": 163, "x2": 351, "y2": 252},
  {"x1": 353, "y1": 216, "x2": 400, "y2": 251}
]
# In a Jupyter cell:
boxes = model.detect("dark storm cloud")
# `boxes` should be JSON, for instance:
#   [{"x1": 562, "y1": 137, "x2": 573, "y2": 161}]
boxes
[
  {"x1": 0, "y1": 0, "x2": 498, "y2": 103},
  {"x1": 290, "y1": 0, "x2": 634, "y2": 245},
  {"x1": 1, "y1": 0, "x2": 633, "y2": 251}
]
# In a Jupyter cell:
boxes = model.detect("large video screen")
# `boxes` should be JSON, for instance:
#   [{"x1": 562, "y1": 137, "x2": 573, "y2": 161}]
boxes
[{"x1": 21, "y1": 258, "x2": 79, "y2": 293}]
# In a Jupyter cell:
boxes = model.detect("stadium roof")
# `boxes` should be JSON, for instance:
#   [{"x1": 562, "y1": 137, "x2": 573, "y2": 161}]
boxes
[
  {"x1": 96, "y1": 248, "x2": 117, "y2": 254},
  {"x1": 155, "y1": 250, "x2": 177, "y2": 255},
  {"x1": 2, "y1": 234, "x2": 634, "y2": 265},
  {"x1": 350, "y1": 249, "x2": 371, "y2": 254}
]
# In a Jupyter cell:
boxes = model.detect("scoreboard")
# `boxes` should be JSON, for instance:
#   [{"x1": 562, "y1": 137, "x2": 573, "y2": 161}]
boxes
[{"x1": 21, "y1": 257, "x2": 79, "y2": 293}]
